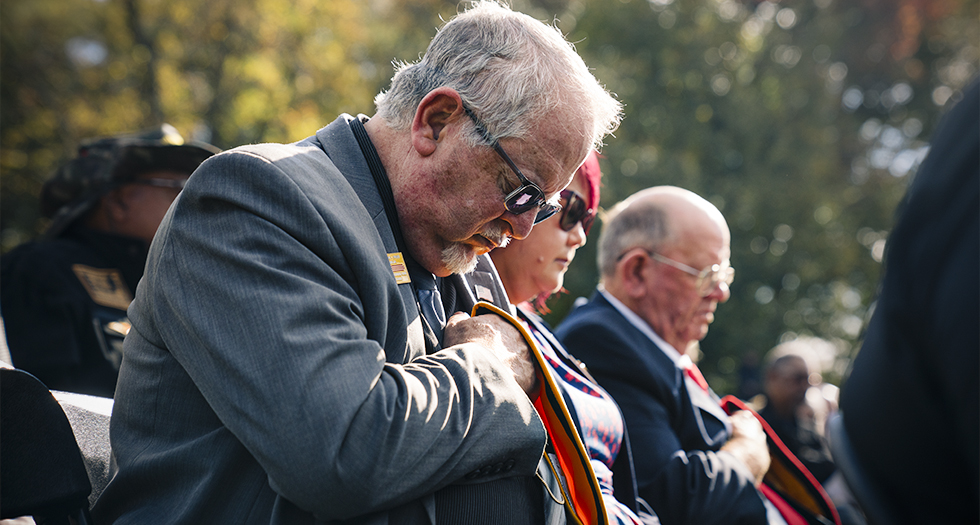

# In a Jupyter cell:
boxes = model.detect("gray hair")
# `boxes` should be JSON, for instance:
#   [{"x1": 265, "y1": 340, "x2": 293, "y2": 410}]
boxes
[
  {"x1": 597, "y1": 198, "x2": 672, "y2": 279},
  {"x1": 374, "y1": 1, "x2": 621, "y2": 150}
]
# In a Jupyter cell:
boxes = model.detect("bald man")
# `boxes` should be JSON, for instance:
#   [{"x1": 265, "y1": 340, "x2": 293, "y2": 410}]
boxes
[{"x1": 557, "y1": 187, "x2": 785, "y2": 524}]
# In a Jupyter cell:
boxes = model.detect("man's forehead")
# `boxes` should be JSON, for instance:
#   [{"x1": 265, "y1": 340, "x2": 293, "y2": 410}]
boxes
[
  {"x1": 540, "y1": 148, "x2": 591, "y2": 198},
  {"x1": 525, "y1": 113, "x2": 592, "y2": 194},
  {"x1": 661, "y1": 225, "x2": 729, "y2": 261},
  {"x1": 542, "y1": 166, "x2": 576, "y2": 196}
]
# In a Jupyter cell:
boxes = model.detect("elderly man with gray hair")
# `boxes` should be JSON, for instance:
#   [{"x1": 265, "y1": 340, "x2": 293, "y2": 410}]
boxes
[
  {"x1": 556, "y1": 186, "x2": 787, "y2": 525},
  {"x1": 93, "y1": 2, "x2": 621, "y2": 523}
]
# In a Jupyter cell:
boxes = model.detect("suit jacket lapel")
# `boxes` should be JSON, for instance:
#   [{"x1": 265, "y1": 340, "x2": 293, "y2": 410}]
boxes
[
  {"x1": 444, "y1": 255, "x2": 514, "y2": 316},
  {"x1": 314, "y1": 116, "x2": 426, "y2": 362},
  {"x1": 593, "y1": 293, "x2": 731, "y2": 448}
]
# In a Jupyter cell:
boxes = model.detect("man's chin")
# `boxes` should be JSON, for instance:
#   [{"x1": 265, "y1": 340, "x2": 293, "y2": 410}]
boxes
[{"x1": 441, "y1": 242, "x2": 479, "y2": 275}]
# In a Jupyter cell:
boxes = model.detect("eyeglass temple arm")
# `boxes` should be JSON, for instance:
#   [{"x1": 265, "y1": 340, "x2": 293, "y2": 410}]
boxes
[{"x1": 649, "y1": 252, "x2": 702, "y2": 276}]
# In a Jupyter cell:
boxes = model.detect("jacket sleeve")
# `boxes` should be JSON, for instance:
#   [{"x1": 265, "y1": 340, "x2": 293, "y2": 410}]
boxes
[
  {"x1": 557, "y1": 313, "x2": 768, "y2": 525},
  {"x1": 139, "y1": 149, "x2": 545, "y2": 519}
]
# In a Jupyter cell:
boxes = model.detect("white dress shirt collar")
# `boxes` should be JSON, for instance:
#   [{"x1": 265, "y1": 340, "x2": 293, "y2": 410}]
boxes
[{"x1": 598, "y1": 288, "x2": 692, "y2": 369}]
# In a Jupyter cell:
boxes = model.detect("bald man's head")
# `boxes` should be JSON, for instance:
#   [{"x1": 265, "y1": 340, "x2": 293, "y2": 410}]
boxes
[{"x1": 598, "y1": 186, "x2": 733, "y2": 352}]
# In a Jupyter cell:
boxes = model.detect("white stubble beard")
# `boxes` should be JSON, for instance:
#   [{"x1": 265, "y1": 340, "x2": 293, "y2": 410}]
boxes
[{"x1": 440, "y1": 223, "x2": 511, "y2": 275}]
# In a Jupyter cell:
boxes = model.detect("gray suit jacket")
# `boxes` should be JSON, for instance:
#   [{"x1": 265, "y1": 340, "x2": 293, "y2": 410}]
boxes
[{"x1": 93, "y1": 115, "x2": 547, "y2": 524}]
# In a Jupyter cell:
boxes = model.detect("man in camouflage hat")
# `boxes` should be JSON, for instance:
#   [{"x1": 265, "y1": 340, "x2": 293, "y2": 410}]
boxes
[{"x1": 0, "y1": 124, "x2": 218, "y2": 397}]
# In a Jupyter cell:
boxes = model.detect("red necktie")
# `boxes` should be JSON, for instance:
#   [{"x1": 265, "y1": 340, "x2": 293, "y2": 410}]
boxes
[{"x1": 685, "y1": 362, "x2": 710, "y2": 392}]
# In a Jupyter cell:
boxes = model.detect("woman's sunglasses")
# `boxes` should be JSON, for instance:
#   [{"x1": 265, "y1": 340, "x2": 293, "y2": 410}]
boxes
[{"x1": 537, "y1": 189, "x2": 596, "y2": 234}]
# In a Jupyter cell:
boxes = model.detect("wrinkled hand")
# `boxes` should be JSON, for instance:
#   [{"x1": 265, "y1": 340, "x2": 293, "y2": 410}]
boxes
[
  {"x1": 721, "y1": 410, "x2": 770, "y2": 486},
  {"x1": 443, "y1": 312, "x2": 538, "y2": 395}
]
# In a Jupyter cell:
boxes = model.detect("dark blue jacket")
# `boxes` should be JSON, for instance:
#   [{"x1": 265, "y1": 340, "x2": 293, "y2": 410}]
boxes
[{"x1": 556, "y1": 292, "x2": 771, "y2": 525}]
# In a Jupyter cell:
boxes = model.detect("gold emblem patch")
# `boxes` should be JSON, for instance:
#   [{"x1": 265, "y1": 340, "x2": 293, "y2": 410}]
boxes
[
  {"x1": 388, "y1": 252, "x2": 411, "y2": 285},
  {"x1": 71, "y1": 264, "x2": 133, "y2": 310}
]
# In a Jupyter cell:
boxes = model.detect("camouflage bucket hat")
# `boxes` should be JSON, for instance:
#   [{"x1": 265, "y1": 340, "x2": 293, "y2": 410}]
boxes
[{"x1": 41, "y1": 123, "x2": 220, "y2": 238}]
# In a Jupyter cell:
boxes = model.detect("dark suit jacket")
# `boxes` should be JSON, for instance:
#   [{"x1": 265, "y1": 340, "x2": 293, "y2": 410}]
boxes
[
  {"x1": 93, "y1": 115, "x2": 547, "y2": 524},
  {"x1": 841, "y1": 79, "x2": 979, "y2": 524},
  {"x1": 556, "y1": 292, "x2": 771, "y2": 525},
  {"x1": 1, "y1": 227, "x2": 147, "y2": 397}
]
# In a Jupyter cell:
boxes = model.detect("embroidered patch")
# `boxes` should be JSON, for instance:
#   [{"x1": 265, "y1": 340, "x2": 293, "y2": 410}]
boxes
[
  {"x1": 474, "y1": 284, "x2": 494, "y2": 303},
  {"x1": 388, "y1": 252, "x2": 411, "y2": 285},
  {"x1": 71, "y1": 264, "x2": 133, "y2": 310}
]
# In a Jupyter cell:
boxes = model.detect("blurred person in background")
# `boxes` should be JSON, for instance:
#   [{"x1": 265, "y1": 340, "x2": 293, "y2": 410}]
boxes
[
  {"x1": 556, "y1": 187, "x2": 788, "y2": 525},
  {"x1": 759, "y1": 341, "x2": 866, "y2": 525},
  {"x1": 0, "y1": 124, "x2": 218, "y2": 397},
  {"x1": 759, "y1": 347, "x2": 835, "y2": 483},
  {"x1": 490, "y1": 151, "x2": 660, "y2": 525}
]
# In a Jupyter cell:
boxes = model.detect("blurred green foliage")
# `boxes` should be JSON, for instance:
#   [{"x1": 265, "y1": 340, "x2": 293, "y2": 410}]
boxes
[
  {"x1": 546, "y1": 0, "x2": 977, "y2": 395},
  {"x1": 2, "y1": 0, "x2": 977, "y2": 395}
]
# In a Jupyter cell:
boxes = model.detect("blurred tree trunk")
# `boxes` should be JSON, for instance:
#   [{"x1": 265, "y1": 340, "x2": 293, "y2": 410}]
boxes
[{"x1": 122, "y1": 0, "x2": 163, "y2": 124}]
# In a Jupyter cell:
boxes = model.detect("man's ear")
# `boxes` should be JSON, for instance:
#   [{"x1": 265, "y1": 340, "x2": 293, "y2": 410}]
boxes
[
  {"x1": 619, "y1": 250, "x2": 650, "y2": 299},
  {"x1": 412, "y1": 87, "x2": 465, "y2": 157}
]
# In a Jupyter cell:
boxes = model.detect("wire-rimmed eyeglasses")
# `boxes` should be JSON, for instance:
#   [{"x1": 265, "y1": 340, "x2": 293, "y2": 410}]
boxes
[
  {"x1": 648, "y1": 251, "x2": 734, "y2": 297},
  {"x1": 462, "y1": 104, "x2": 561, "y2": 224}
]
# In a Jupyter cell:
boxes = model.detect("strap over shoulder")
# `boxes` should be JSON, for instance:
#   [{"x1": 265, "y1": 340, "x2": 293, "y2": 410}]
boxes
[
  {"x1": 720, "y1": 395, "x2": 841, "y2": 525},
  {"x1": 472, "y1": 301, "x2": 609, "y2": 525}
]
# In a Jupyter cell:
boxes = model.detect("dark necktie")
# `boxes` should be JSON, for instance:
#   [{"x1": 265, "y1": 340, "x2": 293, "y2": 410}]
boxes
[
  {"x1": 406, "y1": 262, "x2": 446, "y2": 344},
  {"x1": 417, "y1": 286, "x2": 446, "y2": 341}
]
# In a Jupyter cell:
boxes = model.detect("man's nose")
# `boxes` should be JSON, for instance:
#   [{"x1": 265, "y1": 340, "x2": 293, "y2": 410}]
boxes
[
  {"x1": 503, "y1": 209, "x2": 537, "y2": 240},
  {"x1": 706, "y1": 281, "x2": 731, "y2": 303}
]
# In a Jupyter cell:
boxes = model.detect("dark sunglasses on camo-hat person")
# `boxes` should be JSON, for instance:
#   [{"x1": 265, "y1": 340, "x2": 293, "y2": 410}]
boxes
[{"x1": 40, "y1": 123, "x2": 221, "y2": 240}]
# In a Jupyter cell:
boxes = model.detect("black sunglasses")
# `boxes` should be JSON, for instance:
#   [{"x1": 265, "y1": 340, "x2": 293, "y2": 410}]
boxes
[
  {"x1": 549, "y1": 189, "x2": 596, "y2": 234},
  {"x1": 462, "y1": 105, "x2": 561, "y2": 224}
]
